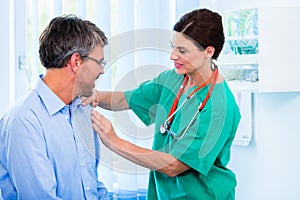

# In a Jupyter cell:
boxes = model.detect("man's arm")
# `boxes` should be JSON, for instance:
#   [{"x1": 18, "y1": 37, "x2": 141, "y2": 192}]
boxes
[{"x1": 6, "y1": 117, "x2": 62, "y2": 200}]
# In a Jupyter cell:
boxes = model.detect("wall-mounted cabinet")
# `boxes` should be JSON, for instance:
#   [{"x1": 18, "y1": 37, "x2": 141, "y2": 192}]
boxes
[{"x1": 218, "y1": 6, "x2": 300, "y2": 92}]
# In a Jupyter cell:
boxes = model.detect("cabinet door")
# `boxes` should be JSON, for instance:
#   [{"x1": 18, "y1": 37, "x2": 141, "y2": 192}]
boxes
[
  {"x1": 219, "y1": 8, "x2": 259, "y2": 92},
  {"x1": 258, "y1": 6, "x2": 300, "y2": 92}
]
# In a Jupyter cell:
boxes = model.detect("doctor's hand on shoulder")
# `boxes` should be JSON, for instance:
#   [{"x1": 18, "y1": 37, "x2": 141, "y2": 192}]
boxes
[
  {"x1": 81, "y1": 90, "x2": 129, "y2": 111},
  {"x1": 81, "y1": 89, "x2": 101, "y2": 107}
]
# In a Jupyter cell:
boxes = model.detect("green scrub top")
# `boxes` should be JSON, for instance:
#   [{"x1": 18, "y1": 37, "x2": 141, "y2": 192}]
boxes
[{"x1": 124, "y1": 69, "x2": 241, "y2": 200}]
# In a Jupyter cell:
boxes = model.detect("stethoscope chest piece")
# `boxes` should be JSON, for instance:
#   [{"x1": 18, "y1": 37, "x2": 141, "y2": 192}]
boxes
[
  {"x1": 160, "y1": 124, "x2": 166, "y2": 134},
  {"x1": 160, "y1": 121, "x2": 170, "y2": 134}
]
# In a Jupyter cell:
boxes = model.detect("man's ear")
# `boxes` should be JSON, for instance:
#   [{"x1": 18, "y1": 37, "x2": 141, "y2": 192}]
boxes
[{"x1": 70, "y1": 53, "x2": 82, "y2": 73}]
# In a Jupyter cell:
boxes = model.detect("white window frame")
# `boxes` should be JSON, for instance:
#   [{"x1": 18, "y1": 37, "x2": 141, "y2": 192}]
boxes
[{"x1": 0, "y1": 0, "x2": 28, "y2": 117}]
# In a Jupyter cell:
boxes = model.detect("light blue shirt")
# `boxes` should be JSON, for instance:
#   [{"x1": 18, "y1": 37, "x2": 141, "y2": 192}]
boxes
[{"x1": 0, "y1": 75, "x2": 109, "y2": 200}]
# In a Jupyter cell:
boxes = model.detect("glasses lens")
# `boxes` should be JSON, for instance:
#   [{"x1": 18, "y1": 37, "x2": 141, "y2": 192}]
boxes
[
  {"x1": 101, "y1": 60, "x2": 106, "y2": 68},
  {"x1": 84, "y1": 56, "x2": 107, "y2": 70}
]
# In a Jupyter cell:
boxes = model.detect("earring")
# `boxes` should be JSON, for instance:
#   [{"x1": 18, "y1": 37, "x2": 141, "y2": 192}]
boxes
[{"x1": 211, "y1": 61, "x2": 218, "y2": 71}]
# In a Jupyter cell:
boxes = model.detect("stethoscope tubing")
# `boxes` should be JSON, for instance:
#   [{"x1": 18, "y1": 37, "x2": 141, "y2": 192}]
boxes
[
  {"x1": 163, "y1": 97, "x2": 189, "y2": 124},
  {"x1": 170, "y1": 102, "x2": 202, "y2": 140},
  {"x1": 161, "y1": 65, "x2": 219, "y2": 140}
]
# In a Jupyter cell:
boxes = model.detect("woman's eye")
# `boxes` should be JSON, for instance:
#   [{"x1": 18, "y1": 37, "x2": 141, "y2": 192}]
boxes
[{"x1": 179, "y1": 49, "x2": 187, "y2": 54}]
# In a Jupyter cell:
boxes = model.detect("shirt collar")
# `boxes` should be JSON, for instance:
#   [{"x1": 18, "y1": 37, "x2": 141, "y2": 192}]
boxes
[
  {"x1": 70, "y1": 97, "x2": 83, "y2": 112},
  {"x1": 36, "y1": 74, "x2": 81, "y2": 116}
]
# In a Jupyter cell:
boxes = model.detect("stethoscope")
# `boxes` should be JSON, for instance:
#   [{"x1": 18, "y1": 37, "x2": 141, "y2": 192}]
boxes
[{"x1": 160, "y1": 64, "x2": 219, "y2": 140}]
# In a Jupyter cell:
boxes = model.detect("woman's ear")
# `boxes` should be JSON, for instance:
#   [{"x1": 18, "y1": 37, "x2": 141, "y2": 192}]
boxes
[{"x1": 205, "y1": 46, "x2": 215, "y2": 58}]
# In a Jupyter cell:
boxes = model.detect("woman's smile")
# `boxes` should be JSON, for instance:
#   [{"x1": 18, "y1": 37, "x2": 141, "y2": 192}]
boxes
[{"x1": 174, "y1": 62, "x2": 184, "y2": 69}]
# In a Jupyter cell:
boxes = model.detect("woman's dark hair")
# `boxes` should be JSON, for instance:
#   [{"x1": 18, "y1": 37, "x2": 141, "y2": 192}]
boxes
[
  {"x1": 173, "y1": 8, "x2": 225, "y2": 60},
  {"x1": 39, "y1": 14, "x2": 108, "y2": 69}
]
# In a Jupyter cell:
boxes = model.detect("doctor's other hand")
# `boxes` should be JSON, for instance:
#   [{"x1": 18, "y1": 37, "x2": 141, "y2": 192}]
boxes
[
  {"x1": 91, "y1": 109, "x2": 118, "y2": 147},
  {"x1": 81, "y1": 90, "x2": 100, "y2": 107}
]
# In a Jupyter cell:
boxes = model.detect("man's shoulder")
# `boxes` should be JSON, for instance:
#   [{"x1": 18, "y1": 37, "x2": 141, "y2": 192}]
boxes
[{"x1": 1, "y1": 90, "x2": 40, "y2": 122}]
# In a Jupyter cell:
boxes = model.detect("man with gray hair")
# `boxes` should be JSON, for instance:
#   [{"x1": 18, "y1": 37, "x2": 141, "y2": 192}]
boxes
[{"x1": 0, "y1": 15, "x2": 109, "y2": 199}]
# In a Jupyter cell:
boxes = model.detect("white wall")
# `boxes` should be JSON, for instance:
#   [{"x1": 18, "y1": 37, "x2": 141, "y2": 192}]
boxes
[{"x1": 229, "y1": 92, "x2": 300, "y2": 200}]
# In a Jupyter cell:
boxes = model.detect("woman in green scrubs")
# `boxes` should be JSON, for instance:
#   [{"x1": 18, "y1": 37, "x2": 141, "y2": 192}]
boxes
[{"x1": 86, "y1": 8, "x2": 241, "y2": 200}]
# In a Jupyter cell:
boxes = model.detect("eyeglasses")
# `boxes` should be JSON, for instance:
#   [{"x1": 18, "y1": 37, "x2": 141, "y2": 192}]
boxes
[{"x1": 84, "y1": 56, "x2": 107, "y2": 70}]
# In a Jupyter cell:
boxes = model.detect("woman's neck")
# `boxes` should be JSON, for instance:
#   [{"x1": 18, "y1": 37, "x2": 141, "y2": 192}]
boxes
[{"x1": 187, "y1": 66, "x2": 214, "y2": 87}]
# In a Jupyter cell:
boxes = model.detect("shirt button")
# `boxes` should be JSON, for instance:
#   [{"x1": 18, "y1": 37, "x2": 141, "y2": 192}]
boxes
[
  {"x1": 86, "y1": 187, "x2": 90, "y2": 191},
  {"x1": 81, "y1": 162, "x2": 85, "y2": 167}
]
